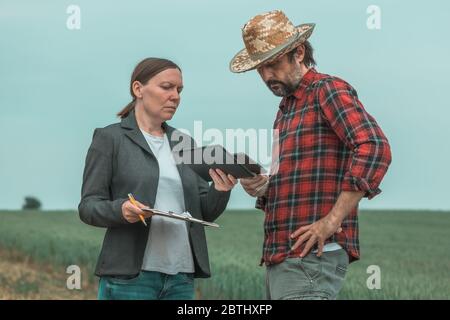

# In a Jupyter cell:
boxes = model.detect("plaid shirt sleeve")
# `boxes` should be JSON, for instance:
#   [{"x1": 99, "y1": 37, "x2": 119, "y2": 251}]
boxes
[{"x1": 317, "y1": 79, "x2": 392, "y2": 199}]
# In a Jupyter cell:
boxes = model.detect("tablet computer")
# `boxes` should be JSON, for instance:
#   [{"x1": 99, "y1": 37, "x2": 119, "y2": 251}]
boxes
[{"x1": 175, "y1": 145, "x2": 266, "y2": 182}]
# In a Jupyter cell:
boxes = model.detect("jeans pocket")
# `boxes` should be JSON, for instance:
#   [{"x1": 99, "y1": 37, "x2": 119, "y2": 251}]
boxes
[
  {"x1": 179, "y1": 273, "x2": 194, "y2": 285},
  {"x1": 106, "y1": 273, "x2": 141, "y2": 285},
  {"x1": 335, "y1": 264, "x2": 348, "y2": 278},
  {"x1": 299, "y1": 255, "x2": 322, "y2": 281}
]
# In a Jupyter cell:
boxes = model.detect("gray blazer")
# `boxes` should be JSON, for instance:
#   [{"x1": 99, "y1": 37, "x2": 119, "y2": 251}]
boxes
[{"x1": 78, "y1": 110, "x2": 231, "y2": 278}]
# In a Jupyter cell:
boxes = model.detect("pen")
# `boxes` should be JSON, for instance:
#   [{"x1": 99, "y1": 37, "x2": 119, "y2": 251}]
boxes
[{"x1": 127, "y1": 193, "x2": 147, "y2": 226}]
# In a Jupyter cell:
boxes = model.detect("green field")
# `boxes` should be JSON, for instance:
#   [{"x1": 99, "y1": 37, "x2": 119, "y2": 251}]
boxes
[{"x1": 0, "y1": 209, "x2": 449, "y2": 299}]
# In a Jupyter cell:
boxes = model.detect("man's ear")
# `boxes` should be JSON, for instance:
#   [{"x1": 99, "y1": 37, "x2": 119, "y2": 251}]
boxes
[{"x1": 295, "y1": 44, "x2": 306, "y2": 65}]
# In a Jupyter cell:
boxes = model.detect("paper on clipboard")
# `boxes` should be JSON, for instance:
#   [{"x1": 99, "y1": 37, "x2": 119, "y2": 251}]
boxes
[{"x1": 141, "y1": 208, "x2": 219, "y2": 228}]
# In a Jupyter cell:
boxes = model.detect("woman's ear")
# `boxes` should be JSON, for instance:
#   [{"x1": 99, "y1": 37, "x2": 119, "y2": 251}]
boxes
[{"x1": 132, "y1": 81, "x2": 143, "y2": 99}]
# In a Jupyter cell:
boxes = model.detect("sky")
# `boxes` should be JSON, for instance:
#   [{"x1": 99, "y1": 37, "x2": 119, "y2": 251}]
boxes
[{"x1": 1, "y1": 0, "x2": 449, "y2": 210}]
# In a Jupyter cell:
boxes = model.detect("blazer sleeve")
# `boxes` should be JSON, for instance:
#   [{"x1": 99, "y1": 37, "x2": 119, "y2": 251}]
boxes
[
  {"x1": 197, "y1": 176, "x2": 231, "y2": 222},
  {"x1": 183, "y1": 136, "x2": 231, "y2": 222},
  {"x1": 78, "y1": 128, "x2": 129, "y2": 228}
]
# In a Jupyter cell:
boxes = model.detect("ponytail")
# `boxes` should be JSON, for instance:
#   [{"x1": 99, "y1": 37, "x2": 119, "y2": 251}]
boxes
[{"x1": 117, "y1": 99, "x2": 136, "y2": 118}]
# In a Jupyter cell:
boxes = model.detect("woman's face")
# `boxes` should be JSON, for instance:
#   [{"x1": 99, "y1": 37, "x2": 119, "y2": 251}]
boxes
[{"x1": 134, "y1": 68, "x2": 183, "y2": 122}]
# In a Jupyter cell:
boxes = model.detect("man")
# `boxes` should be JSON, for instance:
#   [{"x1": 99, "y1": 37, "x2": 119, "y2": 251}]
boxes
[{"x1": 230, "y1": 10, "x2": 392, "y2": 300}]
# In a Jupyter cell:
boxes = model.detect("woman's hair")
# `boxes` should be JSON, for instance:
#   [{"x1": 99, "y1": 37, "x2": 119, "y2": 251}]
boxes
[{"x1": 117, "y1": 58, "x2": 181, "y2": 118}]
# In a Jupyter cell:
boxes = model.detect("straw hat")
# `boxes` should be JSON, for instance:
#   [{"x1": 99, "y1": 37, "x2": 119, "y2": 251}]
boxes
[{"x1": 230, "y1": 10, "x2": 315, "y2": 73}]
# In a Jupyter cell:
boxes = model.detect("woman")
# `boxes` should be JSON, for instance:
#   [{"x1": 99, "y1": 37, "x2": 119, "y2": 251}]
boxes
[{"x1": 78, "y1": 58, "x2": 237, "y2": 300}]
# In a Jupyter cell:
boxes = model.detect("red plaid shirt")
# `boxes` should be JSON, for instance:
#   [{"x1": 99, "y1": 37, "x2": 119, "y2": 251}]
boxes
[{"x1": 257, "y1": 68, "x2": 391, "y2": 265}]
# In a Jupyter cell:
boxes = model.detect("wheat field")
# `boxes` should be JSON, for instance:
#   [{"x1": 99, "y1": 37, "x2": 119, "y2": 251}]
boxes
[{"x1": 0, "y1": 209, "x2": 449, "y2": 299}]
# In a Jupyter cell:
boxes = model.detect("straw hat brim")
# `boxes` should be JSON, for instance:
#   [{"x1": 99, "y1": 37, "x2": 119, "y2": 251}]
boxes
[{"x1": 229, "y1": 23, "x2": 315, "y2": 73}]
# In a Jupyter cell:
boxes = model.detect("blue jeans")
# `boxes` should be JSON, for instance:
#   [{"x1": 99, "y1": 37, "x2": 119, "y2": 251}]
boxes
[{"x1": 98, "y1": 270, "x2": 195, "y2": 300}]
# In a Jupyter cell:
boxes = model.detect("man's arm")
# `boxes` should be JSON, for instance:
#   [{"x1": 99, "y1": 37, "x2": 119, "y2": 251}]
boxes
[
  {"x1": 290, "y1": 78, "x2": 392, "y2": 256},
  {"x1": 290, "y1": 191, "x2": 364, "y2": 257},
  {"x1": 317, "y1": 79, "x2": 392, "y2": 199}
]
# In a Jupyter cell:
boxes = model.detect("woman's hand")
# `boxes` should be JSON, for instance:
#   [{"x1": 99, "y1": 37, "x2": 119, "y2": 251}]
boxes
[
  {"x1": 121, "y1": 199, "x2": 154, "y2": 223},
  {"x1": 209, "y1": 169, "x2": 237, "y2": 192}
]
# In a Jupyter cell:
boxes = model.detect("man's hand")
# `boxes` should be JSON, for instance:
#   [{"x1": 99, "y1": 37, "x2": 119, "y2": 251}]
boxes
[
  {"x1": 290, "y1": 214, "x2": 343, "y2": 257},
  {"x1": 290, "y1": 191, "x2": 364, "y2": 257},
  {"x1": 240, "y1": 175, "x2": 269, "y2": 197}
]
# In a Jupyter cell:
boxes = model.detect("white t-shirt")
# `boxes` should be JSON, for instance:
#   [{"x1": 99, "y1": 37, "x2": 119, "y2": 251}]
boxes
[{"x1": 140, "y1": 130, "x2": 195, "y2": 274}]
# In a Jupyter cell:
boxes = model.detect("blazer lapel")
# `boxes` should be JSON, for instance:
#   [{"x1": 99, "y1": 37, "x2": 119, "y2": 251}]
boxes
[{"x1": 121, "y1": 109, "x2": 156, "y2": 159}]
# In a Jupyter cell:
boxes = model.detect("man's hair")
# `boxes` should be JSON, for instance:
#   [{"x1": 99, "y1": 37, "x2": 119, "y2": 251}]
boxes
[{"x1": 287, "y1": 40, "x2": 316, "y2": 67}]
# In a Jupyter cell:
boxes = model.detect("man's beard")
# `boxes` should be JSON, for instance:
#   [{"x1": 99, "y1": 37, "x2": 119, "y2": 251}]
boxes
[
  {"x1": 266, "y1": 80, "x2": 298, "y2": 97},
  {"x1": 265, "y1": 64, "x2": 303, "y2": 97}
]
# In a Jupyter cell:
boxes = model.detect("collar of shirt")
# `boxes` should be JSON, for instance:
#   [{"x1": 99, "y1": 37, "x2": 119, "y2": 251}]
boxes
[{"x1": 279, "y1": 68, "x2": 318, "y2": 112}]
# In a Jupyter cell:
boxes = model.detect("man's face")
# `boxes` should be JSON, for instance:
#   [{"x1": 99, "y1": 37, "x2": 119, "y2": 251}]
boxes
[{"x1": 257, "y1": 53, "x2": 302, "y2": 97}]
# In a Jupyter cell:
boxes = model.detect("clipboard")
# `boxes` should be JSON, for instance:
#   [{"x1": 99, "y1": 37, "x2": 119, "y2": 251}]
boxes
[{"x1": 141, "y1": 208, "x2": 219, "y2": 228}]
